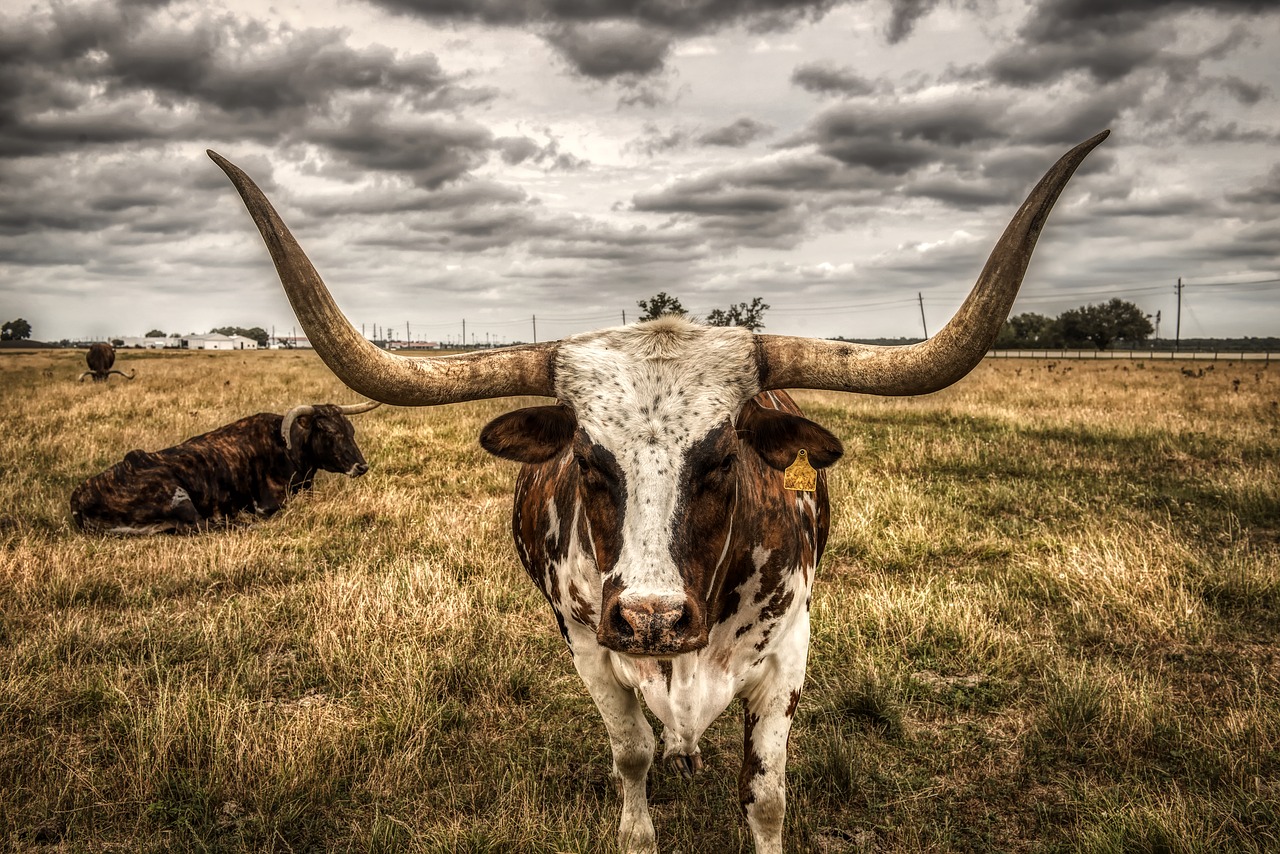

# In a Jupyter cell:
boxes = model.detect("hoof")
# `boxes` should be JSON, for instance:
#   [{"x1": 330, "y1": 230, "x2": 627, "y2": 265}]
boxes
[{"x1": 667, "y1": 752, "x2": 704, "y2": 779}]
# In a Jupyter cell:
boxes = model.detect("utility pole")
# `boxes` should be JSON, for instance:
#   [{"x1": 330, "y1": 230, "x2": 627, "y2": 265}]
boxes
[
  {"x1": 622, "y1": 309, "x2": 626, "y2": 325},
  {"x1": 1175, "y1": 277, "x2": 1183, "y2": 352},
  {"x1": 406, "y1": 321, "x2": 410, "y2": 345},
  {"x1": 532, "y1": 315, "x2": 537, "y2": 343},
  {"x1": 462, "y1": 319, "x2": 466, "y2": 350},
  {"x1": 917, "y1": 292, "x2": 928, "y2": 338}
]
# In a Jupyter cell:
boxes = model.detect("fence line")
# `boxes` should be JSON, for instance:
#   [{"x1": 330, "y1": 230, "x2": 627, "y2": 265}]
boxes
[{"x1": 987, "y1": 350, "x2": 1273, "y2": 363}]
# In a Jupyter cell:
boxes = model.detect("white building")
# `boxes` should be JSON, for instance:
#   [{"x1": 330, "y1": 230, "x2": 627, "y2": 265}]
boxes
[
  {"x1": 183, "y1": 333, "x2": 259, "y2": 350},
  {"x1": 119, "y1": 336, "x2": 180, "y2": 349}
]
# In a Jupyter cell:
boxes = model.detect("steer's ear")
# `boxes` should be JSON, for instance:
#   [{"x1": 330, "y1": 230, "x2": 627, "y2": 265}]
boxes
[
  {"x1": 480, "y1": 405, "x2": 577, "y2": 463},
  {"x1": 736, "y1": 399, "x2": 843, "y2": 471}
]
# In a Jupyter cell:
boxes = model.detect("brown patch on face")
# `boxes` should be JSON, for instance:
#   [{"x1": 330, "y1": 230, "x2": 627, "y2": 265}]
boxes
[
  {"x1": 573, "y1": 436, "x2": 625, "y2": 575},
  {"x1": 711, "y1": 390, "x2": 832, "y2": 632},
  {"x1": 670, "y1": 421, "x2": 739, "y2": 611}
]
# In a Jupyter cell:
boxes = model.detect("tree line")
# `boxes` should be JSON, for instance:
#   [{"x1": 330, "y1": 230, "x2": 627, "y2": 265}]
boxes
[
  {"x1": 631, "y1": 295, "x2": 1164, "y2": 352},
  {"x1": 996, "y1": 299, "x2": 1154, "y2": 350}
]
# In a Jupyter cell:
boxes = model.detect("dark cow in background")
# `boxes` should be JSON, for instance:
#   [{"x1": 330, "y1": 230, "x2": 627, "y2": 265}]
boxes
[
  {"x1": 71, "y1": 400, "x2": 380, "y2": 534},
  {"x1": 79, "y1": 342, "x2": 135, "y2": 383}
]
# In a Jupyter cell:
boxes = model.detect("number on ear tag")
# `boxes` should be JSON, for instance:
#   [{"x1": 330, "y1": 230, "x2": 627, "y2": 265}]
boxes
[{"x1": 783, "y1": 449, "x2": 817, "y2": 492}]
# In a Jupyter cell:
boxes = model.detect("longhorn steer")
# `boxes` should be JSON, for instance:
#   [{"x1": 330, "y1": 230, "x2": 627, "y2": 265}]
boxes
[
  {"x1": 79, "y1": 342, "x2": 135, "y2": 382},
  {"x1": 208, "y1": 129, "x2": 1108, "y2": 853},
  {"x1": 70, "y1": 401, "x2": 379, "y2": 534}
]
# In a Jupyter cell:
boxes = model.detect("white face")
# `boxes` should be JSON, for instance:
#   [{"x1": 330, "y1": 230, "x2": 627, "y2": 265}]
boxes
[{"x1": 553, "y1": 317, "x2": 761, "y2": 602}]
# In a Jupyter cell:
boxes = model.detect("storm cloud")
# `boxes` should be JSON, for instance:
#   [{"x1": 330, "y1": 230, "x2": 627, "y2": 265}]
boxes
[{"x1": 1, "y1": 0, "x2": 1278, "y2": 343}]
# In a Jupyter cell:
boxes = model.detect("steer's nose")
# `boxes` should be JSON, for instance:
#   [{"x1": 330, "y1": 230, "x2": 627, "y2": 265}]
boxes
[
  {"x1": 348, "y1": 462, "x2": 369, "y2": 477},
  {"x1": 599, "y1": 593, "x2": 708, "y2": 655}
]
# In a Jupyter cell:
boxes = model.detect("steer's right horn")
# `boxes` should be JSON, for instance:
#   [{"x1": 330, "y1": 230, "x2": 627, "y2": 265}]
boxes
[
  {"x1": 757, "y1": 130, "x2": 1109, "y2": 396},
  {"x1": 209, "y1": 152, "x2": 558, "y2": 407}
]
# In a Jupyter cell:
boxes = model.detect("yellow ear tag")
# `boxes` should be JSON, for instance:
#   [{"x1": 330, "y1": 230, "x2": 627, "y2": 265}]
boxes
[{"x1": 783, "y1": 449, "x2": 817, "y2": 492}]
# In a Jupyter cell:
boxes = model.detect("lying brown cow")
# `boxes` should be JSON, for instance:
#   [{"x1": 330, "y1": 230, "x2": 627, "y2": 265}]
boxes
[{"x1": 71, "y1": 401, "x2": 380, "y2": 534}]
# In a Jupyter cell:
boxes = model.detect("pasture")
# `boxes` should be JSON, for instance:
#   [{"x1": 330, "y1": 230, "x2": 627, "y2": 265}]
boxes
[{"x1": 1, "y1": 347, "x2": 1277, "y2": 853}]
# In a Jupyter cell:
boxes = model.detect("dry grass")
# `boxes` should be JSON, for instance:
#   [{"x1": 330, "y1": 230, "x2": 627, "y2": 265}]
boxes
[{"x1": 1, "y1": 348, "x2": 1277, "y2": 852}]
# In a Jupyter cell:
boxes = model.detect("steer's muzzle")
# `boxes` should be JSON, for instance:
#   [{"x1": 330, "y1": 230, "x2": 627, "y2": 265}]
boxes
[
  {"x1": 598, "y1": 592, "x2": 708, "y2": 656},
  {"x1": 347, "y1": 462, "x2": 369, "y2": 477}
]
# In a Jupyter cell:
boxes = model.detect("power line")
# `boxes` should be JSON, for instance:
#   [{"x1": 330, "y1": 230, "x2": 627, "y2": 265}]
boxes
[
  {"x1": 343, "y1": 270, "x2": 1276, "y2": 343},
  {"x1": 1182, "y1": 276, "x2": 1280, "y2": 288}
]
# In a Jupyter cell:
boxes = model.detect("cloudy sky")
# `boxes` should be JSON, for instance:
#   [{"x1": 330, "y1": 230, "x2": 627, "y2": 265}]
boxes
[{"x1": 2, "y1": 0, "x2": 1278, "y2": 345}]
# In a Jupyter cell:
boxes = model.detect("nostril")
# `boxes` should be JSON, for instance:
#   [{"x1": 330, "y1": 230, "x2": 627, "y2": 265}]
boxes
[
  {"x1": 672, "y1": 605, "x2": 691, "y2": 635},
  {"x1": 610, "y1": 605, "x2": 635, "y2": 639}
]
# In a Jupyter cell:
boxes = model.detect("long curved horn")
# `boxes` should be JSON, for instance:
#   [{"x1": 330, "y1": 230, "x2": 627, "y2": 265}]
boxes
[
  {"x1": 280, "y1": 404, "x2": 315, "y2": 450},
  {"x1": 757, "y1": 130, "x2": 1109, "y2": 395},
  {"x1": 78, "y1": 371, "x2": 93, "y2": 382},
  {"x1": 107, "y1": 369, "x2": 136, "y2": 380},
  {"x1": 334, "y1": 400, "x2": 382, "y2": 416},
  {"x1": 208, "y1": 152, "x2": 557, "y2": 406}
]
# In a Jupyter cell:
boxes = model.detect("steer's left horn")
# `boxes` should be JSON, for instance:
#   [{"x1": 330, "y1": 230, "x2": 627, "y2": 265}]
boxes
[
  {"x1": 334, "y1": 400, "x2": 382, "y2": 416},
  {"x1": 107, "y1": 369, "x2": 136, "y2": 381},
  {"x1": 208, "y1": 152, "x2": 557, "y2": 406},
  {"x1": 757, "y1": 130, "x2": 1109, "y2": 395}
]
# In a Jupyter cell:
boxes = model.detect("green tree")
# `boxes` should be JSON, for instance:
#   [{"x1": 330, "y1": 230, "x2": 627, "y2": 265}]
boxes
[
  {"x1": 145, "y1": 329, "x2": 165, "y2": 337},
  {"x1": 706, "y1": 297, "x2": 770, "y2": 331},
  {"x1": 1056, "y1": 299, "x2": 1153, "y2": 350},
  {"x1": 995, "y1": 312, "x2": 1059, "y2": 348},
  {"x1": 1, "y1": 318, "x2": 32, "y2": 341},
  {"x1": 637, "y1": 292, "x2": 686, "y2": 321},
  {"x1": 1094, "y1": 298, "x2": 1154, "y2": 348}
]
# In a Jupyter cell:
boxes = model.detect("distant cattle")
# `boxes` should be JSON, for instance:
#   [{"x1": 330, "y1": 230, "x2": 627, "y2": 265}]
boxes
[
  {"x1": 70, "y1": 401, "x2": 380, "y2": 534},
  {"x1": 79, "y1": 342, "x2": 135, "y2": 383}
]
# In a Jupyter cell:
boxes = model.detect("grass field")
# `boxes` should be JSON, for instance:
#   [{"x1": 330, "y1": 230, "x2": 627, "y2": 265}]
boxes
[{"x1": 1, "y1": 347, "x2": 1277, "y2": 853}]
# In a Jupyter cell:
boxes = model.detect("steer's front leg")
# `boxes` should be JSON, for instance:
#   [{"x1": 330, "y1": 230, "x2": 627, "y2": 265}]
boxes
[
  {"x1": 739, "y1": 685, "x2": 803, "y2": 854},
  {"x1": 739, "y1": 621, "x2": 809, "y2": 854},
  {"x1": 572, "y1": 645, "x2": 657, "y2": 854}
]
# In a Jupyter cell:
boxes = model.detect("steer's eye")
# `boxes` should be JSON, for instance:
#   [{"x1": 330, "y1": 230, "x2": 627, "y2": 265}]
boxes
[
  {"x1": 719, "y1": 453, "x2": 737, "y2": 472},
  {"x1": 576, "y1": 455, "x2": 590, "y2": 474}
]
